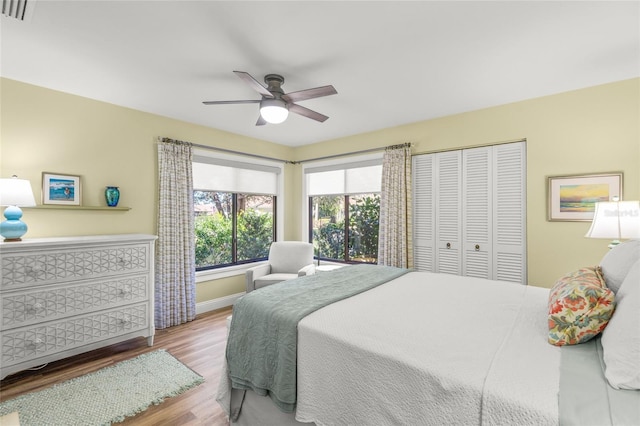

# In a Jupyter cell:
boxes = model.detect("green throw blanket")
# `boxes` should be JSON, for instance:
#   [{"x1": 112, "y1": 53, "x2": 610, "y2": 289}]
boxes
[{"x1": 226, "y1": 264, "x2": 409, "y2": 413}]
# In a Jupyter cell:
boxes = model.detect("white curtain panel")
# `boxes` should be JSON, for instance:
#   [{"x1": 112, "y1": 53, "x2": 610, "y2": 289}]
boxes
[
  {"x1": 155, "y1": 138, "x2": 196, "y2": 329},
  {"x1": 378, "y1": 144, "x2": 413, "y2": 268}
]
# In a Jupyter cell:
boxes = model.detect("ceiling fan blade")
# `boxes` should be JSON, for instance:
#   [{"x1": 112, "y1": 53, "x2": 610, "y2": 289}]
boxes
[
  {"x1": 288, "y1": 103, "x2": 329, "y2": 123},
  {"x1": 202, "y1": 100, "x2": 261, "y2": 105},
  {"x1": 256, "y1": 115, "x2": 267, "y2": 126},
  {"x1": 234, "y1": 71, "x2": 274, "y2": 98},
  {"x1": 282, "y1": 85, "x2": 337, "y2": 103}
]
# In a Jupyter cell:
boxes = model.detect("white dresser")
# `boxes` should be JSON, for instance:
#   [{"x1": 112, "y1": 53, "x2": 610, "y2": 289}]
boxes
[{"x1": 0, "y1": 234, "x2": 157, "y2": 380}]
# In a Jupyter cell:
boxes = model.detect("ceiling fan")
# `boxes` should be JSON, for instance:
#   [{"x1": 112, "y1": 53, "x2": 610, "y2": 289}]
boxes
[{"x1": 203, "y1": 71, "x2": 337, "y2": 125}]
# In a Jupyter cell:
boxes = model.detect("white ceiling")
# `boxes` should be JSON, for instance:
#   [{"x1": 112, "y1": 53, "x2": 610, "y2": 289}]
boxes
[{"x1": 2, "y1": 1, "x2": 639, "y2": 147}]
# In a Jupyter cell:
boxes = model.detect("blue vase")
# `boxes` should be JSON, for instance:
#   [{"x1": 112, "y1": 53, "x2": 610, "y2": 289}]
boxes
[{"x1": 105, "y1": 186, "x2": 120, "y2": 207}]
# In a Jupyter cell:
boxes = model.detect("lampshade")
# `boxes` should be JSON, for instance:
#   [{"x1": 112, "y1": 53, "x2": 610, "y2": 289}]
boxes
[
  {"x1": 0, "y1": 176, "x2": 36, "y2": 242},
  {"x1": 585, "y1": 200, "x2": 640, "y2": 247},
  {"x1": 0, "y1": 176, "x2": 36, "y2": 207},
  {"x1": 260, "y1": 98, "x2": 289, "y2": 124}
]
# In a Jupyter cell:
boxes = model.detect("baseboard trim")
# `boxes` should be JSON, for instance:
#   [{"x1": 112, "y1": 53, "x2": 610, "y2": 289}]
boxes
[{"x1": 196, "y1": 292, "x2": 244, "y2": 315}]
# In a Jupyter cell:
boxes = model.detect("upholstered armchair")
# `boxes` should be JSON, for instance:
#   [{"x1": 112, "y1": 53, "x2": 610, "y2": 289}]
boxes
[{"x1": 245, "y1": 241, "x2": 316, "y2": 293}]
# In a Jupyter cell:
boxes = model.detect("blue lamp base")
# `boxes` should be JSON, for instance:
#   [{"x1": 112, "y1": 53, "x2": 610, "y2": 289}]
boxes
[{"x1": 0, "y1": 205, "x2": 28, "y2": 242}]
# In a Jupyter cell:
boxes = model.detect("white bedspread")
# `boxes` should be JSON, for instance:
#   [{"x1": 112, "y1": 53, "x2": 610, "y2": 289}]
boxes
[{"x1": 295, "y1": 271, "x2": 560, "y2": 426}]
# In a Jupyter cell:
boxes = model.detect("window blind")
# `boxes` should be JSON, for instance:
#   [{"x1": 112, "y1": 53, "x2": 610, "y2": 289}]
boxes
[
  {"x1": 192, "y1": 155, "x2": 279, "y2": 195},
  {"x1": 305, "y1": 160, "x2": 382, "y2": 196}
]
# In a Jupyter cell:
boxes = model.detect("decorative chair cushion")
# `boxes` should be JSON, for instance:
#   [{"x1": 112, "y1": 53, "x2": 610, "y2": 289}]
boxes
[
  {"x1": 254, "y1": 273, "x2": 300, "y2": 290},
  {"x1": 548, "y1": 266, "x2": 616, "y2": 346},
  {"x1": 269, "y1": 241, "x2": 315, "y2": 274}
]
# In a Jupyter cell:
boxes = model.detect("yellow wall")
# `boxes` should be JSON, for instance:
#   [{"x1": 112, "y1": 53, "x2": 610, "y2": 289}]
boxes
[
  {"x1": 291, "y1": 78, "x2": 640, "y2": 287},
  {"x1": 0, "y1": 78, "x2": 294, "y2": 301},
  {"x1": 2, "y1": 77, "x2": 638, "y2": 302}
]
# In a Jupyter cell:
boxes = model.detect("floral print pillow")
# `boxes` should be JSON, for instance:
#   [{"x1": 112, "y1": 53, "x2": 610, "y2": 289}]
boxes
[{"x1": 548, "y1": 266, "x2": 616, "y2": 346}]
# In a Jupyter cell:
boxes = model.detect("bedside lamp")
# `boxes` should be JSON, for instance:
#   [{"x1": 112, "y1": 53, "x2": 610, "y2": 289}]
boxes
[
  {"x1": 585, "y1": 198, "x2": 640, "y2": 249},
  {"x1": 0, "y1": 176, "x2": 37, "y2": 242}
]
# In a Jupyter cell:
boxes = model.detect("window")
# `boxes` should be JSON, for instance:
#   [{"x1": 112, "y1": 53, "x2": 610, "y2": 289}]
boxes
[
  {"x1": 304, "y1": 154, "x2": 382, "y2": 264},
  {"x1": 195, "y1": 192, "x2": 275, "y2": 269},
  {"x1": 193, "y1": 151, "x2": 283, "y2": 272},
  {"x1": 310, "y1": 193, "x2": 380, "y2": 263}
]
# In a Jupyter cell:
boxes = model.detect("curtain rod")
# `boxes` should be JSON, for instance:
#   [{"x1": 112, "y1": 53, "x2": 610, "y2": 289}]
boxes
[
  {"x1": 411, "y1": 138, "x2": 527, "y2": 156},
  {"x1": 292, "y1": 142, "x2": 411, "y2": 164},
  {"x1": 182, "y1": 137, "x2": 522, "y2": 165},
  {"x1": 188, "y1": 141, "x2": 411, "y2": 165},
  {"x1": 190, "y1": 142, "x2": 294, "y2": 164}
]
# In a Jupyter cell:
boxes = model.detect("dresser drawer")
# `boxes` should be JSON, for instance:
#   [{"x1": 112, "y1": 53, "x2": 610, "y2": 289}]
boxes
[
  {"x1": 1, "y1": 303, "x2": 150, "y2": 366},
  {"x1": 1, "y1": 275, "x2": 150, "y2": 330},
  {"x1": 0, "y1": 234, "x2": 156, "y2": 380},
  {"x1": 1, "y1": 243, "x2": 150, "y2": 289}
]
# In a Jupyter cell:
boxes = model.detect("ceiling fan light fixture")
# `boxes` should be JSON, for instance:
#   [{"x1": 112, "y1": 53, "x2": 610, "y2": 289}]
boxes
[
  {"x1": 260, "y1": 98, "x2": 289, "y2": 124},
  {"x1": 203, "y1": 71, "x2": 336, "y2": 125}
]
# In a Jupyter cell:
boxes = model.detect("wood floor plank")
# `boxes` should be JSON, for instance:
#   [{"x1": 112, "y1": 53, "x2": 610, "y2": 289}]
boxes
[{"x1": 0, "y1": 306, "x2": 233, "y2": 426}]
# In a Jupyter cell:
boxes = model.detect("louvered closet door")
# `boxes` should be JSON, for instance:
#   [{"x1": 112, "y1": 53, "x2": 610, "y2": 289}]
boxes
[
  {"x1": 493, "y1": 142, "x2": 527, "y2": 284},
  {"x1": 412, "y1": 154, "x2": 436, "y2": 271},
  {"x1": 412, "y1": 142, "x2": 526, "y2": 282},
  {"x1": 435, "y1": 151, "x2": 462, "y2": 275},
  {"x1": 462, "y1": 147, "x2": 493, "y2": 279}
]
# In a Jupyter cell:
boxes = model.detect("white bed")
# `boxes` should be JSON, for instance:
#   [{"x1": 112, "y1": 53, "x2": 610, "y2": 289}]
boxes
[{"x1": 217, "y1": 241, "x2": 640, "y2": 426}]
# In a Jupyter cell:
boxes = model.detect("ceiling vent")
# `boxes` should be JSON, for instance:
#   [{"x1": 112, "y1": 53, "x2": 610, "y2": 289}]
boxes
[{"x1": 2, "y1": 0, "x2": 36, "y2": 22}]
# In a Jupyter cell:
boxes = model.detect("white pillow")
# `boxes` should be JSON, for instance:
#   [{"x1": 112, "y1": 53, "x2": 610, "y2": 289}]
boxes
[
  {"x1": 599, "y1": 239, "x2": 640, "y2": 293},
  {"x1": 601, "y1": 259, "x2": 640, "y2": 389}
]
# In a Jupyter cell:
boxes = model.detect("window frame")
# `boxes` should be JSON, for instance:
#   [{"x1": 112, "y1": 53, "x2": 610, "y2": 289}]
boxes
[
  {"x1": 309, "y1": 193, "x2": 381, "y2": 264},
  {"x1": 302, "y1": 152, "x2": 383, "y2": 263},
  {"x1": 193, "y1": 148, "x2": 285, "y2": 282},
  {"x1": 195, "y1": 191, "x2": 277, "y2": 271}
]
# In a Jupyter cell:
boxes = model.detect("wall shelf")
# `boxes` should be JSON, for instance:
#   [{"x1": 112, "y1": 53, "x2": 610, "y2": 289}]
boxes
[{"x1": 25, "y1": 205, "x2": 131, "y2": 211}]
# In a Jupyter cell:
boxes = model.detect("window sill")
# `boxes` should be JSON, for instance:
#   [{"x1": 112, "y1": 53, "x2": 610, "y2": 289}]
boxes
[{"x1": 195, "y1": 261, "x2": 267, "y2": 283}]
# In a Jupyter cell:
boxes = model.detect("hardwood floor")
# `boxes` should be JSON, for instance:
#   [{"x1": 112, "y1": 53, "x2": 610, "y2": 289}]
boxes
[{"x1": 0, "y1": 306, "x2": 233, "y2": 426}]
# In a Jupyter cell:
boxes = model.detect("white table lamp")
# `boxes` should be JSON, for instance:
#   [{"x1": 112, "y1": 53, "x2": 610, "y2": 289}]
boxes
[
  {"x1": 585, "y1": 198, "x2": 640, "y2": 249},
  {"x1": 0, "y1": 176, "x2": 37, "y2": 242}
]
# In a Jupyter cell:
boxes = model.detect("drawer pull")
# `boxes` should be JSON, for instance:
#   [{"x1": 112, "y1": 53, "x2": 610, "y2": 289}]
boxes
[
  {"x1": 25, "y1": 266, "x2": 43, "y2": 277},
  {"x1": 446, "y1": 242, "x2": 451, "y2": 249},
  {"x1": 475, "y1": 244, "x2": 480, "y2": 251},
  {"x1": 26, "y1": 338, "x2": 43, "y2": 350},
  {"x1": 119, "y1": 287, "x2": 132, "y2": 296},
  {"x1": 118, "y1": 316, "x2": 131, "y2": 326},
  {"x1": 26, "y1": 303, "x2": 44, "y2": 314}
]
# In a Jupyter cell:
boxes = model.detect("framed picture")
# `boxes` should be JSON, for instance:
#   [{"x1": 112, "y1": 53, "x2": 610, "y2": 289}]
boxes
[
  {"x1": 42, "y1": 172, "x2": 82, "y2": 206},
  {"x1": 547, "y1": 172, "x2": 622, "y2": 221}
]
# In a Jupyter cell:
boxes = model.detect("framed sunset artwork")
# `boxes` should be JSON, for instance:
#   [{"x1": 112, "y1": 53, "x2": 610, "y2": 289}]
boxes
[{"x1": 547, "y1": 172, "x2": 622, "y2": 221}]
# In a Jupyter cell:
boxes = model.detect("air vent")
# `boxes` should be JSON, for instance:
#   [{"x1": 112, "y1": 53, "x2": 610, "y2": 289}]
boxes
[{"x1": 2, "y1": 0, "x2": 36, "y2": 21}]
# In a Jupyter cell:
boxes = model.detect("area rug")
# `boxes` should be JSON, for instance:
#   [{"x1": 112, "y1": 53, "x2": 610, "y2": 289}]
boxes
[{"x1": 0, "y1": 350, "x2": 204, "y2": 426}]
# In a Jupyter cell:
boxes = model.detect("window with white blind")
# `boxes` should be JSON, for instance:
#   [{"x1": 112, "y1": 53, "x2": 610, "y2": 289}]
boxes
[
  {"x1": 303, "y1": 154, "x2": 383, "y2": 264},
  {"x1": 192, "y1": 151, "x2": 284, "y2": 272}
]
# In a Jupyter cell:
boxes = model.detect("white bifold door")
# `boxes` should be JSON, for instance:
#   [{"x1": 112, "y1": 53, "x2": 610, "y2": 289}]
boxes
[{"x1": 412, "y1": 141, "x2": 526, "y2": 284}]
